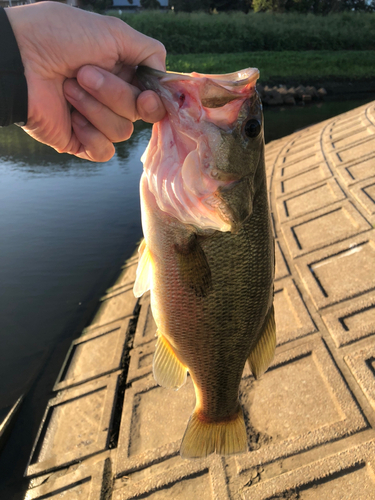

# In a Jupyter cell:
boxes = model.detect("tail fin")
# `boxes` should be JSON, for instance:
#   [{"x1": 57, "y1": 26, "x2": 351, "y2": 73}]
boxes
[{"x1": 180, "y1": 405, "x2": 247, "y2": 458}]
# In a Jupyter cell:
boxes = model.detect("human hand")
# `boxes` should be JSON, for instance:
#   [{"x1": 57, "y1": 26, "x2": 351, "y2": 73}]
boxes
[{"x1": 6, "y1": 2, "x2": 166, "y2": 161}]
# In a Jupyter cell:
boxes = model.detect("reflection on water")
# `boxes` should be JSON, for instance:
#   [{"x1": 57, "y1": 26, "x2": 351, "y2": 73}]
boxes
[
  {"x1": 0, "y1": 95, "x2": 374, "y2": 497},
  {"x1": 0, "y1": 120, "x2": 150, "y2": 172}
]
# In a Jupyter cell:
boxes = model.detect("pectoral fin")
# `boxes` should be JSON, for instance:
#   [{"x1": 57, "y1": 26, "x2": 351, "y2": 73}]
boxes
[
  {"x1": 247, "y1": 305, "x2": 276, "y2": 380},
  {"x1": 133, "y1": 239, "x2": 152, "y2": 298},
  {"x1": 174, "y1": 236, "x2": 212, "y2": 298},
  {"x1": 153, "y1": 333, "x2": 187, "y2": 390}
]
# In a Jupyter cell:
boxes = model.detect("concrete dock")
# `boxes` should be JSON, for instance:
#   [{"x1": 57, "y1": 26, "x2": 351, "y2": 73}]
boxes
[{"x1": 24, "y1": 100, "x2": 375, "y2": 499}]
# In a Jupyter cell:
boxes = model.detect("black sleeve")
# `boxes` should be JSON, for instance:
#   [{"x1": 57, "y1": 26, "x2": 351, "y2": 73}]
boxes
[{"x1": 0, "y1": 7, "x2": 28, "y2": 127}]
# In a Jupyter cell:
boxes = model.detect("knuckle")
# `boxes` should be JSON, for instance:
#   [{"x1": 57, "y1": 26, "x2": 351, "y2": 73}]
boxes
[
  {"x1": 111, "y1": 120, "x2": 133, "y2": 143},
  {"x1": 101, "y1": 144, "x2": 116, "y2": 162},
  {"x1": 88, "y1": 98, "x2": 104, "y2": 117},
  {"x1": 123, "y1": 121, "x2": 134, "y2": 141},
  {"x1": 54, "y1": 141, "x2": 77, "y2": 155},
  {"x1": 156, "y1": 41, "x2": 167, "y2": 59},
  {"x1": 107, "y1": 15, "x2": 122, "y2": 31},
  {"x1": 87, "y1": 144, "x2": 114, "y2": 163},
  {"x1": 115, "y1": 84, "x2": 132, "y2": 106},
  {"x1": 56, "y1": 146, "x2": 75, "y2": 155},
  {"x1": 105, "y1": 83, "x2": 137, "y2": 122}
]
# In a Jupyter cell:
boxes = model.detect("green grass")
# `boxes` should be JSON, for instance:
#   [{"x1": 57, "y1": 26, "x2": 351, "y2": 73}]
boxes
[
  {"x1": 166, "y1": 51, "x2": 375, "y2": 83},
  {"x1": 108, "y1": 10, "x2": 375, "y2": 53}
]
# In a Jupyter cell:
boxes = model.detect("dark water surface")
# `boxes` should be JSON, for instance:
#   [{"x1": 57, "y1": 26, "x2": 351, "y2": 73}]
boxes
[{"x1": 0, "y1": 95, "x2": 373, "y2": 498}]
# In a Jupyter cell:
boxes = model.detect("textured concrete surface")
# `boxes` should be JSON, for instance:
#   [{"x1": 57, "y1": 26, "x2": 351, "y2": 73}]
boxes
[{"x1": 24, "y1": 101, "x2": 375, "y2": 499}]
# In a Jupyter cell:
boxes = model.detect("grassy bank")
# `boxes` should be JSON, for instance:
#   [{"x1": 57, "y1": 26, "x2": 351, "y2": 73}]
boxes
[
  {"x1": 109, "y1": 11, "x2": 375, "y2": 53},
  {"x1": 166, "y1": 51, "x2": 375, "y2": 85}
]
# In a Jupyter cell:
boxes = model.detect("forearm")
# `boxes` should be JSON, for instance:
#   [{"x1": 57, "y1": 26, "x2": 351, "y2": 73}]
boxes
[{"x1": 0, "y1": 7, "x2": 27, "y2": 127}]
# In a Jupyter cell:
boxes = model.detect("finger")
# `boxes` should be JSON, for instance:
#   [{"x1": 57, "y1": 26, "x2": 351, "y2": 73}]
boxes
[
  {"x1": 110, "y1": 17, "x2": 166, "y2": 71},
  {"x1": 137, "y1": 90, "x2": 166, "y2": 124},
  {"x1": 64, "y1": 79, "x2": 134, "y2": 143},
  {"x1": 77, "y1": 66, "x2": 141, "y2": 122},
  {"x1": 61, "y1": 111, "x2": 115, "y2": 162},
  {"x1": 77, "y1": 66, "x2": 166, "y2": 124}
]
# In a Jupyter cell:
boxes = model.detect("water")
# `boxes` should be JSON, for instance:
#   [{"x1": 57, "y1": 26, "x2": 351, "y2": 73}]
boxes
[
  {"x1": 0, "y1": 123, "x2": 149, "y2": 411},
  {"x1": 0, "y1": 96, "x2": 373, "y2": 498},
  {"x1": 263, "y1": 96, "x2": 375, "y2": 143}
]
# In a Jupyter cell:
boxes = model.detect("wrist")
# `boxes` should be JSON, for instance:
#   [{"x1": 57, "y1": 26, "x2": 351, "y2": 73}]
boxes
[{"x1": 0, "y1": 7, "x2": 28, "y2": 126}]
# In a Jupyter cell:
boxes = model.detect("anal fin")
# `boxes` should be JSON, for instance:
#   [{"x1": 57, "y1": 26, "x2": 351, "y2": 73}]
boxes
[
  {"x1": 153, "y1": 334, "x2": 187, "y2": 390},
  {"x1": 180, "y1": 405, "x2": 247, "y2": 458},
  {"x1": 247, "y1": 304, "x2": 276, "y2": 380},
  {"x1": 133, "y1": 239, "x2": 152, "y2": 298}
]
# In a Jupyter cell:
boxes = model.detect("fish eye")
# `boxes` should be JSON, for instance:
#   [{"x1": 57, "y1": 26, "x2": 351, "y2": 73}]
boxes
[{"x1": 244, "y1": 119, "x2": 261, "y2": 138}]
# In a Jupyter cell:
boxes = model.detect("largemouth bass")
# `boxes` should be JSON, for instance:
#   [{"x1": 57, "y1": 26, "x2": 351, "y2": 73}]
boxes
[{"x1": 134, "y1": 66, "x2": 275, "y2": 459}]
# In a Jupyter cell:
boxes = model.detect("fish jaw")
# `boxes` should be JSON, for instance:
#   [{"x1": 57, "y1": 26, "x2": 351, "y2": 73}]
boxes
[
  {"x1": 136, "y1": 66, "x2": 259, "y2": 106},
  {"x1": 137, "y1": 66, "x2": 263, "y2": 233}
]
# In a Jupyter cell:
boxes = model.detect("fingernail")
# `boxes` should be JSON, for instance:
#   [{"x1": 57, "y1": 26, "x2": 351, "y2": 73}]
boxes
[
  {"x1": 144, "y1": 93, "x2": 159, "y2": 113},
  {"x1": 80, "y1": 67, "x2": 105, "y2": 91},
  {"x1": 65, "y1": 80, "x2": 85, "y2": 101},
  {"x1": 72, "y1": 113, "x2": 88, "y2": 128}
]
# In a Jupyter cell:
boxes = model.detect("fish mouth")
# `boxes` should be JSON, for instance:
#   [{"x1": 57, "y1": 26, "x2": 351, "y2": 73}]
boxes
[
  {"x1": 136, "y1": 66, "x2": 259, "y2": 105},
  {"x1": 138, "y1": 66, "x2": 261, "y2": 234},
  {"x1": 135, "y1": 66, "x2": 166, "y2": 92}
]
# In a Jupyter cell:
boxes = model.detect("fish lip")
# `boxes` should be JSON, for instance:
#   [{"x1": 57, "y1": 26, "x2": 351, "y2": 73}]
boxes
[
  {"x1": 135, "y1": 66, "x2": 185, "y2": 92},
  {"x1": 193, "y1": 68, "x2": 260, "y2": 88},
  {"x1": 135, "y1": 66, "x2": 259, "y2": 92},
  {"x1": 134, "y1": 66, "x2": 162, "y2": 93}
]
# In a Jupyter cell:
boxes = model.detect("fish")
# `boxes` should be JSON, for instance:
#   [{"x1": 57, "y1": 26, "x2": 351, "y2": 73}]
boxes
[{"x1": 133, "y1": 66, "x2": 275, "y2": 459}]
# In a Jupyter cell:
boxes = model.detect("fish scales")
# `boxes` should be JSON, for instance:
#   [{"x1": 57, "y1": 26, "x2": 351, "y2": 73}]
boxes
[{"x1": 134, "y1": 66, "x2": 276, "y2": 458}]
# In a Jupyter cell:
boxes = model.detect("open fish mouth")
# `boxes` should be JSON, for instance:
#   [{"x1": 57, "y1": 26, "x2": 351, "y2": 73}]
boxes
[
  {"x1": 136, "y1": 66, "x2": 259, "y2": 108},
  {"x1": 138, "y1": 66, "x2": 262, "y2": 233}
]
